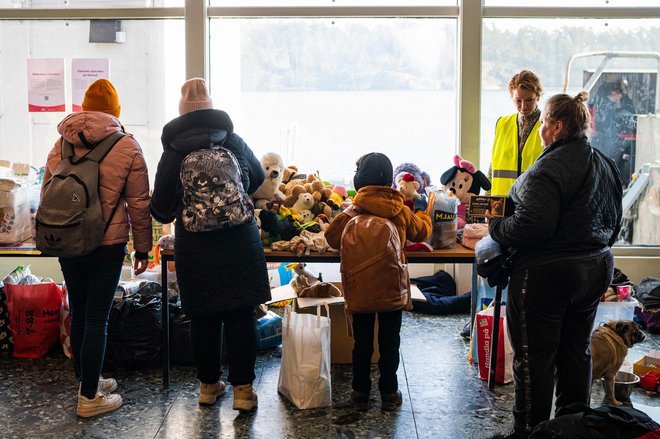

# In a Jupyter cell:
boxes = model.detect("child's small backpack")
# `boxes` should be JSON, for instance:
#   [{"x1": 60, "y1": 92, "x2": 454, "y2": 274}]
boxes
[
  {"x1": 339, "y1": 206, "x2": 410, "y2": 313},
  {"x1": 179, "y1": 143, "x2": 254, "y2": 232},
  {"x1": 36, "y1": 131, "x2": 125, "y2": 257}
]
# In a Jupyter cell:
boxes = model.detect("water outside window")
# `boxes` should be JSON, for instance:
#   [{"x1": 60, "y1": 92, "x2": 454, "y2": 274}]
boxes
[{"x1": 209, "y1": 17, "x2": 458, "y2": 189}]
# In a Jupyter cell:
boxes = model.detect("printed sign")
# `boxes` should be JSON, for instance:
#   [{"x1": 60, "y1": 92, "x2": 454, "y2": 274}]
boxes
[
  {"x1": 27, "y1": 58, "x2": 65, "y2": 112},
  {"x1": 72, "y1": 58, "x2": 109, "y2": 112}
]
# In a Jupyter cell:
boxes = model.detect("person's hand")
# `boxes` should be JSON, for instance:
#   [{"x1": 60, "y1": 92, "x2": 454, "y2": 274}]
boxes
[
  {"x1": 413, "y1": 194, "x2": 428, "y2": 213},
  {"x1": 133, "y1": 258, "x2": 149, "y2": 276}
]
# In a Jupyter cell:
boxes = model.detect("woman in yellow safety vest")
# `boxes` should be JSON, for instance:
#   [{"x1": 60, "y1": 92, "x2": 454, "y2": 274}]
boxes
[{"x1": 490, "y1": 70, "x2": 545, "y2": 196}]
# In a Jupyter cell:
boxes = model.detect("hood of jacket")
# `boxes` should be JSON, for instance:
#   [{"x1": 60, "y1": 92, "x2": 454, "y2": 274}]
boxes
[
  {"x1": 161, "y1": 109, "x2": 234, "y2": 155},
  {"x1": 353, "y1": 186, "x2": 405, "y2": 219},
  {"x1": 57, "y1": 111, "x2": 122, "y2": 148}
]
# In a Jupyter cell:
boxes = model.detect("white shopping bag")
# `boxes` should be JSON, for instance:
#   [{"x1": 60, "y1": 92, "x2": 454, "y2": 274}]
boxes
[{"x1": 277, "y1": 302, "x2": 332, "y2": 409}]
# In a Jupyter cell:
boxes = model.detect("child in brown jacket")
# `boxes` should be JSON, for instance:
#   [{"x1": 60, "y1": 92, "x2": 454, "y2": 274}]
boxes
[{"x1": 325, "y1": 152, "x2": 431, "y2": 411}]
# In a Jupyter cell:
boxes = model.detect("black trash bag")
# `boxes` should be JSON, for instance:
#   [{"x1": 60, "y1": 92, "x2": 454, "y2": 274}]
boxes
[
  {"x1": 105, "y1": 288, "x2": 162, "y2": 371},
  {"x1": 169, "y1": 302, "x2": 194, "y2": 366},
  {"x1": 0, "y1": 284, "x2": 14, "y2": 354},
  {"x1": 530, "y1": 402, "x2": 659, "y2": 438}
]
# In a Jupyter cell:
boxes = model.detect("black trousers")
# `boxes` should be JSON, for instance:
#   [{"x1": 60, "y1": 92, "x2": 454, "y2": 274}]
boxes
[
  {"x1": 59, "y1": 245, "x2": 125, "y2": 399},
  {"x1": 506, "y1": 251, "x2": 614, "y2": 434},
  {"x1": 190, "y1": 307, "x2": 257, "y2": 386},
  {"x1": 352, "y1": 310, "x2": 402, "y2": 395}
]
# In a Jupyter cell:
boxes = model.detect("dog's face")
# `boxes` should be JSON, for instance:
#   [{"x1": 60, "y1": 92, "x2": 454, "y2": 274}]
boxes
[{"x1": 608, "y1": 320, "x2": 646, "y2": 347}]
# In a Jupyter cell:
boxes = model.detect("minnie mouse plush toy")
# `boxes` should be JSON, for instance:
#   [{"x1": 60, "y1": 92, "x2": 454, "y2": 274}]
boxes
[{"x1": 440, "y1": 154, "x2": 491, "y2": 231}]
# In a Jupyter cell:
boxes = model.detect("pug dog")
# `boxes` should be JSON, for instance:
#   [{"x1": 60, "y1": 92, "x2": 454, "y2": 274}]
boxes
[{"x1": 591, "y1": 320, "x2": 646, "y2": 405}]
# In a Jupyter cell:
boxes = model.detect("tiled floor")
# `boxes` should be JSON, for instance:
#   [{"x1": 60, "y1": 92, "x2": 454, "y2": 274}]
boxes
[{"x1": 0, "y1": 312, "x2": 658, "y2": 439}]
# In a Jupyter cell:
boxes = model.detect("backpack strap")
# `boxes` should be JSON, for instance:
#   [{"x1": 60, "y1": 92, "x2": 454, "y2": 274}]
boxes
[
  {"x1": 343, "y1": 205, "x2": 360, "y2": 218},
  {"x1": 70, "y1": 131, "x2": 126, "y2": 164}
]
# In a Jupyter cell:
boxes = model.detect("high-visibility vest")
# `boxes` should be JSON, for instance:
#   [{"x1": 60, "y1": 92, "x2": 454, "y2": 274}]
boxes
[{"x1": 491, "y1": 113, "x2": 543, "y2": 196}]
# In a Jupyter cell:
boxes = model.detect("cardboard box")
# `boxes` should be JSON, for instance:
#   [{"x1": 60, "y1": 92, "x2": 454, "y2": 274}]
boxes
[
  {"x1": 267, "y1": 282, "x2": 424, "y2": 364},
  {"x1": 634, "y1": 356, "x2": 660, "y2": 377}
]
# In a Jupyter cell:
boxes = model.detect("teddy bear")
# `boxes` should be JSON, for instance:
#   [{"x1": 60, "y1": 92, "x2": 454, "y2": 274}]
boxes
[
  {"x1": 251, "y1": 152, "x2": 286, "y2": 210},
  {"x1": 396, "y1": 173, "x2": 422, "y2": 210},
  {"x1": 440, "y1": 154, "x2": 491, "y2": 231},
  {"x1": 291, "y1": 192, "x2": 315, "y2": 213}
]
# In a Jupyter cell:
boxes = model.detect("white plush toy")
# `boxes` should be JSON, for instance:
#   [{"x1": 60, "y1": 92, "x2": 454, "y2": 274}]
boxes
[
  {"x1": 251, "y1": 152, "x2": 287, "y2": 210},
  {"x1": 291, "y1": 192, "x2": 314, "y2": 213}
]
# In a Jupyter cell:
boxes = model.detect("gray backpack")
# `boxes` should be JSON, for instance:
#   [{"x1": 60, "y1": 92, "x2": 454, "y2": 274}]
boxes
[
  {"x1": 36, "y1": 131, "x2": 125, "y2": 257},
  {"x1": 180, "y1": 144, "x2": 254, "y2": 232}
]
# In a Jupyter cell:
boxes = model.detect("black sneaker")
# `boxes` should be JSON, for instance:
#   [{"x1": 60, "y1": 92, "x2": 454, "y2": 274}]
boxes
[
  {"x1": 380, "y1": 390, "x2": 402, "y2": 411},
  {"x1": 350, "y1": 390, "x2": 369, "y2": 412}
]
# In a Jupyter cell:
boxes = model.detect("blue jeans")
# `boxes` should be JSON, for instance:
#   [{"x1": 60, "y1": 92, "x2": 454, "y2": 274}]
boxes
[{"x1": 59, "y1": 245, "x2": 125, "y2": 399}]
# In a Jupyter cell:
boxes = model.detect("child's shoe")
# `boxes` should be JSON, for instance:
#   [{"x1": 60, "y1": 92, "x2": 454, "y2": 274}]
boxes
[
  {"x1": 232, "y1": 384, "x2": 258, "y2": 411},
  {"x1": 351, "y1": 390, "x2": 370, "y2": 412},
  {"x1": 77, "y1": 391, "x2": 123, "y2": 418},
  {"x1": 380, "y1": 390, "x2": 402, "y2": 411},
  {"x1": 198, "y1": 380, "x2": 227, "y2": 405}
]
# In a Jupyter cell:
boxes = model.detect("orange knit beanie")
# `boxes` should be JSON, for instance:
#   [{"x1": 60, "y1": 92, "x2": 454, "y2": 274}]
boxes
[{"x1": 82, "y1": 78, "x2": 121, "y2": 118}]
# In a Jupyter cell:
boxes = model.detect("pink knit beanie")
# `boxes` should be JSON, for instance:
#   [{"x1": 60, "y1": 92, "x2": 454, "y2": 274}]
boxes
[{"x1": 179, "y1": 78, "x2": 213, "y2": 115}]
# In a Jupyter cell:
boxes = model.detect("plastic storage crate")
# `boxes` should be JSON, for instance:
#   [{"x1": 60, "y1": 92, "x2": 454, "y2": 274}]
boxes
[{"x1": 592, "y1": 298, "x2": 639, "y2": 330}]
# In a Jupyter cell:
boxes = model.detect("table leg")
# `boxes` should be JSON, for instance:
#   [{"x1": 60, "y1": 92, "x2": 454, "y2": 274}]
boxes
[{"x1": 161, "y1": 256, "x2": 170, "y2": 389}]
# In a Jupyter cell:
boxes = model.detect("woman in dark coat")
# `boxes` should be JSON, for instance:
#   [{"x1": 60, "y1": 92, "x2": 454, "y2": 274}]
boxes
[
  {"x1": 489, "y1": 92, "x2": 623, "y2": 438},
  {"x1": 151, "y1": 78, "x2": 270, "y2": 411}
]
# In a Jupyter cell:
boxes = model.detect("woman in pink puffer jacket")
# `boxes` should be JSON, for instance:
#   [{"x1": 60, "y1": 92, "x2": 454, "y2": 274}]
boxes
[{"x1": 42, "y1": 79, "x2": 152, "y2": 418}]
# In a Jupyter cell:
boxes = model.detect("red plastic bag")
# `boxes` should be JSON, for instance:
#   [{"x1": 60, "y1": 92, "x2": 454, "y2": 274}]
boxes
[
  {"x1": 476, "y1": 306, "x2": 514, "y2": 384},
  {"x1": 5, "y1": 282, "x2": 62, "y2": 358}
]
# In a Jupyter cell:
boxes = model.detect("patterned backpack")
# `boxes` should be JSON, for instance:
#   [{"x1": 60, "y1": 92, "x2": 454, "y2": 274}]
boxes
[{"x1": 179, "y1": 144, "x2": 254, "y2": 232}]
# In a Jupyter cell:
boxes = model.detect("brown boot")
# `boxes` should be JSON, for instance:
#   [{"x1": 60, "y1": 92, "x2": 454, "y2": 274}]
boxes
[
  {"x1": 198, "y1": 380, "x2": 226, "y2": 405},
  {"x1": 232, "y1": 384, "x2": 258, "y2": 411}
]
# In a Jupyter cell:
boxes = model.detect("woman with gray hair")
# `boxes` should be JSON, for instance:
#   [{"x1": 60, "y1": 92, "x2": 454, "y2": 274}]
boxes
[{"x1": 489, "y1": 92, "x2": 623, "y2": 438}]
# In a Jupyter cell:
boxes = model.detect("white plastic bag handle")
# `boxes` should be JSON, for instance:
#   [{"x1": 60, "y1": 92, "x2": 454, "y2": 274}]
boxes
[{"x1": 316, "y1": 303, "x2": 330, "y2": 327}]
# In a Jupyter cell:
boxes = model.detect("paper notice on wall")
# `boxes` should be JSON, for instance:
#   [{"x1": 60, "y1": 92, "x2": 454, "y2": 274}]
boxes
[
  {"x1": 27, "y1": 58, "x2": 65, "y2": 112},
  {"x1": 71, "y1": 58, "x2": 109, "y2": 112}
]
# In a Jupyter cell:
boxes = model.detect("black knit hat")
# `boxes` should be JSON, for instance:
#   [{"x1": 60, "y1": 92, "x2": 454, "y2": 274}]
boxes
[{"x1": 353, "y1": 152, "x2": 394, "y2": 191}]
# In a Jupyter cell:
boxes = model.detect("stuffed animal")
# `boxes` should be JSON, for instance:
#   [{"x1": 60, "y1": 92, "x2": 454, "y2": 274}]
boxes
[
  {"x1": 251, "y1": 153, "x2": 286, "y2": 210},
  {"x1": 396, "y1": 173, "x2": 422, "y2": 210},
  {"x1": 254, "y1": 208, "x2": 280, "y2": 245},
  {"x1": 291, "y1": 192, "x2": 314, "y2": 213},
  {"x1": 440, "y1": 154, "x2": 491, "y2": 231},
  {"x1": 392, "y1": 162, "x2": 432, "y2": 195}
]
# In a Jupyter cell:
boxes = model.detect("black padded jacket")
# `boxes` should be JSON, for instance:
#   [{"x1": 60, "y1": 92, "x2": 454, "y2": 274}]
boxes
[{"x1": 489, "y1": 135, "x2": 623, "y2": 271}]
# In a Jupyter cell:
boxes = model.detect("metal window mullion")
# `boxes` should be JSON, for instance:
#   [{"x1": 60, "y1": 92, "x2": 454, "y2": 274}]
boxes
[
  {"x1": 484, "y1": 6, "x2": 660, "y2": 19},
  {"x1": 0, "y1": 7, "x2": 184, "y2": 20},
  {"x1": 458, "y1": 0, "x2": 482, "y2": 167},
  {"x1": 207, "y1": 6, "x2": 459, "y2": 18},
  {"x1": 186, "y1": 0, "x2": 208, "y2": 80}
]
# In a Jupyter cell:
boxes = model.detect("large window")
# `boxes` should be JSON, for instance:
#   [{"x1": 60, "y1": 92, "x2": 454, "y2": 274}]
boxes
[
  {"x1": 481, "y1": 18, "x2": 660, "y2": 245},
  {"x1": 210, "y1": 17, "x2": 457, "y2": 187},
  {"x1": 0, "y1": 19, "x2": 185, "y2": 176}
]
